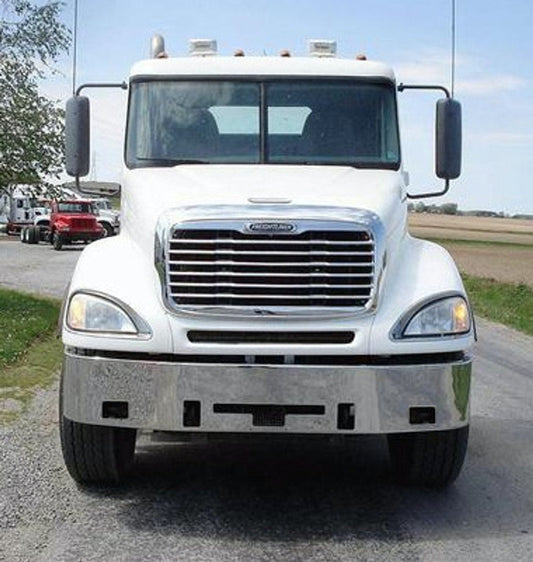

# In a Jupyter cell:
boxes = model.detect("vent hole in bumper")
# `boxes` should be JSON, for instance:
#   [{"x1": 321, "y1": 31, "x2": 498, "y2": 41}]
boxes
[
  {"x1": 102, "y1": 401, "x2": 129, "y2": 419},
  {"x1": 337, "y1": 403, "x2": 355, "y2": 430},
  {"x1": 183, "y1": 400, "x2": 201, "y2": 427},
  {"x1": 409, "y1": 406, "x2": 436, "y2": 425}
]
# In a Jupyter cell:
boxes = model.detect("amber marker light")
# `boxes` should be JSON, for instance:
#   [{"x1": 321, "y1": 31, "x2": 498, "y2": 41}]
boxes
[
  {"x1": 67, "y1": 295, "x2": 86, "y2": 330},
  {"x1": 453, "y1": 300, "x2": 470, "y2": 332}
]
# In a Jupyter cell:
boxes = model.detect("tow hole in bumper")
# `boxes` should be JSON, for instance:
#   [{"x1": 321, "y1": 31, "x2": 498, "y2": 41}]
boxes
[{"x1": 213, "y1": 404, "x2": 325, "y2": 427}]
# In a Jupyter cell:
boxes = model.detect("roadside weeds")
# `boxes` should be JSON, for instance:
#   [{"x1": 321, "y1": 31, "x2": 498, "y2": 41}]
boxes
[
  {"x1": 0, "y1": 333, "x2": 62, "y2": 423},
  {"x1": 0, "y1": 288, "x2": 61, "y2": 423}
]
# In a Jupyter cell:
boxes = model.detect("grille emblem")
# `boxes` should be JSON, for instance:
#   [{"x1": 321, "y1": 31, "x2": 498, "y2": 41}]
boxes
[{"x1": 247, "y1": 222, "x2": 296, "y2": 233}]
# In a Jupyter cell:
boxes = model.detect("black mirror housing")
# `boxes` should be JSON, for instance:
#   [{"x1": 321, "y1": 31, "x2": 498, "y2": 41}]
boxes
[
  {"x1": 65, "y1": 96, "x2": 90, "y2": 177},
  {"x1": 436, "y1": 98, "x2": 462, "y2": 179}
]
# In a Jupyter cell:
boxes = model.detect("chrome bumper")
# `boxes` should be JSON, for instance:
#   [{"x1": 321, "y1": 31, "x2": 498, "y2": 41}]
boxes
[{"x1": 62, "y1": 351, "x2": 471, "y2": 434}]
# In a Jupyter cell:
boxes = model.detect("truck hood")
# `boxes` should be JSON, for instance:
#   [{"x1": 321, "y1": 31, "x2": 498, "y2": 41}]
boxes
[{"x1": 121, "y1": 165, "x2": 406, "y2": 250}]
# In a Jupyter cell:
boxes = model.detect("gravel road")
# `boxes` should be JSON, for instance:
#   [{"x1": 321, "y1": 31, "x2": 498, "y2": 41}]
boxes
[
  {"x1": 0, "y1": 236, "x2": 82, "y2": 299},
  {"x1": 1, "y1": 236, "x2": 532, "y2": 561}
]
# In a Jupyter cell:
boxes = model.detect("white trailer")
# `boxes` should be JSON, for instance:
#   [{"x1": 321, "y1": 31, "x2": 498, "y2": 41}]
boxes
[{"x1": 60, "y1": 38, "x2": 473, "y2": 487}]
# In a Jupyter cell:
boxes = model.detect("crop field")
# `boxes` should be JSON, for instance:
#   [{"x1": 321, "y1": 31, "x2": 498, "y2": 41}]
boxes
[{"x1": 408, "y1": 214, "x2": 533, "y2": 287}]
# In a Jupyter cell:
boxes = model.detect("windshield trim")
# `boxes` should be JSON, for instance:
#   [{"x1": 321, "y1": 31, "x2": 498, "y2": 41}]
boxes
[{"x1": 125, "y1": 77, "x2": 401, "y2": 171}]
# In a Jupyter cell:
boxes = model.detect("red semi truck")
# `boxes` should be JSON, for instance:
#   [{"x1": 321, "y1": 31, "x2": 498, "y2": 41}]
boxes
[{"x1": 21, "y1": 199, "x2": 104, "y2": 250}]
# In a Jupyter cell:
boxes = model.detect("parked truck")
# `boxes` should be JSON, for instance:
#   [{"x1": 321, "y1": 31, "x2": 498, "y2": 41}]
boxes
[
  {"x1": 22, "y1": 195, "x2": 119, "y2": 242},
  {"x1": 60, "y1": 38, "x2": 473, "y2": 487},
  {"x1": 5, "y1": 194, "x2": 46, "y2": 235},
  {"x1": 21, "y1": 199, "x2": 104, "y2": 249}
]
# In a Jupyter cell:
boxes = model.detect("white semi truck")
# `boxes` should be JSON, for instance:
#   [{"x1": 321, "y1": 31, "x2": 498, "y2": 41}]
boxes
[{"x1": 60, "y1": 38, "x2": 473, "y2": 487}]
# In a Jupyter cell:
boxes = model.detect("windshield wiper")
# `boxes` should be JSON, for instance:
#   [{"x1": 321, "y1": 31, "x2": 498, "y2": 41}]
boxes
[{"x1": 136, "y1": 158, "x2": 208, "y2": 167}]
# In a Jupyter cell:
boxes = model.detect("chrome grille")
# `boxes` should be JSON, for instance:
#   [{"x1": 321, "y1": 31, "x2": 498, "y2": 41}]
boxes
[{"x1": 165, "y1": 224, "x2": 375, "y2": 312}]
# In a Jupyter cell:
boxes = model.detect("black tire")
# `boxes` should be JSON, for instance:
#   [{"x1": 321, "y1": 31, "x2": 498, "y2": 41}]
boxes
[
  {"x1": 60, "y1": 415, "x2": 136, "y2": 485},
  {"x1": 27, "y1": 226, "x2": 37, "y2": 244},
  {"x1": 101, "y1": 222, "x2": 114, "y2": 237},
  {"x1": 53, "y1": 232, "x2": 63, "y2": 251},
  {"x1": 387, "y1": 426, "x2": 469, "y2": 488}
]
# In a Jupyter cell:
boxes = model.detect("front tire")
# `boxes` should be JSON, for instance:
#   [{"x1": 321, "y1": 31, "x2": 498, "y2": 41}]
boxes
[
  {"x1": 53, "y1": 232, "x2": 63, "y2": 251},
  {"x1": 387, "y1": 426, "x2": 469, "y2": 488},
  {"x1": 101, "y1": 222, "x2": 114, "y2": 237},
  {"x1": 27, "y1": 226, "x2": 38, "y2": 244},
  {"x1": 60, "y1": 415, "x2": 136, "y2": 485}
]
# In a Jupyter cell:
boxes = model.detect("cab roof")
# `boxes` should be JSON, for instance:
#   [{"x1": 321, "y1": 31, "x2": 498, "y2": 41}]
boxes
[{"x1": 130, "y1": 56, "x2": 396, "y2": 82}]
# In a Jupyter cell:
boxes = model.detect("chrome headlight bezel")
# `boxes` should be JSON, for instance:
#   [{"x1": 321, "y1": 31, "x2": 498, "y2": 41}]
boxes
[
  {"x1": 65, "y1": 291, "x2": 152, "y2": 338},
  {"x1": 391, "y1": 293, "x2": 472, "y2": 340}
]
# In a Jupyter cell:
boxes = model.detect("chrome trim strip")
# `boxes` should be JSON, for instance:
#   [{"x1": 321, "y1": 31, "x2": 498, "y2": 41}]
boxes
[{"x1": 170, "y1": 238, "x2": 372, "y2": 246}]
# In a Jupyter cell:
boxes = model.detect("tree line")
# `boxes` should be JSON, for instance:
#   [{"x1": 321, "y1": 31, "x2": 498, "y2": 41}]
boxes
[
  {"x1": 0, "y1": 0, "x2": 70, "y2": 202},
  {"x1": 408, "y1": 202, "x2": 532, "y2": 219}
]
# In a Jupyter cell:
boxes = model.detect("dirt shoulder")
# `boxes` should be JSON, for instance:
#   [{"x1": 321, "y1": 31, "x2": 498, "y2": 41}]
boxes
[
  {"x1": 409, "y1": 214, "x2": 533, "y2": 246},
  {"x1": 408, "y1": 214, "x2": 533, "y2": 286}
]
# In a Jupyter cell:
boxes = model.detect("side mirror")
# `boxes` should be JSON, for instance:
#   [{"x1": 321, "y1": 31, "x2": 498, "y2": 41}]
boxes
[
  {"x1": 65, "y1": 96, "x2": 90, "y2": 177},
  {"x1": 77, "y1": 181, "x2": 121, "y2": 197},
  {"x1": 398, "y1": 83, "x2": 463, "y2": 199},
  {"x1": 436, "y1": 98, "x2": 462, "y2": 179}
]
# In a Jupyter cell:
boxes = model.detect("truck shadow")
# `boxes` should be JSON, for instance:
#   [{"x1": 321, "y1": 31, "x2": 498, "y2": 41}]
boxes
[
  {"x1": 48, "y1": 246, "x2": 85, "y2": 252},
  {"x1": 88, "y1": 416, "x2": 533, "y2": 544}
]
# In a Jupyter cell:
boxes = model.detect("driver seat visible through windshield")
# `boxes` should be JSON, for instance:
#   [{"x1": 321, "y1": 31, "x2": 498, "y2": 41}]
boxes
[{"x1": 162, "y1": 109, "x2": 220, "y2": 160}]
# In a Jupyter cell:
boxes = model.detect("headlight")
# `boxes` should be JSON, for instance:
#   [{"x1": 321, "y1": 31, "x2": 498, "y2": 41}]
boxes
[
  {"x1": 67, "y1": 293, "x2": 143, "y2": 334},
  {"x1": 394, "y1": 296, "x2": 471, "y2": 339}
]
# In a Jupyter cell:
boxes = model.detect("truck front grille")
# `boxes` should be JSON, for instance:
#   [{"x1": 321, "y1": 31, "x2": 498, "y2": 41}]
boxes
[
  {"x1": 70, "y1": 218, "x2": 94, "y2": 229},
  {"x1": 165, "y1": 225, "x2": 375, "y2": 313}
]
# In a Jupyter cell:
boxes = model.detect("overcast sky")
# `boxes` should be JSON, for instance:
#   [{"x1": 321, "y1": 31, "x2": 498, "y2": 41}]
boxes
[{"x1": 44, "y1": 0, "x2": 533, "y2": 214}]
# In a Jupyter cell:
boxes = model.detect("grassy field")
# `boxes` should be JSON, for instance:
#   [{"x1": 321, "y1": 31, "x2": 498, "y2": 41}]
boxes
[
  {"x1": 409, "y1": 213, "x2": 533, "y2": 335},
  {"x1": 409, "y1": 213, "x2": 533, "y2": 244},
  {"x1": 462, "y1": 275, "x2": 533, "y2": 336},
  {"x1": 409, "y1": 214, "x2": 533, "y2": 288},
  {"x1": 0, "y1": 289, "x2": 61, "y2": 423}
]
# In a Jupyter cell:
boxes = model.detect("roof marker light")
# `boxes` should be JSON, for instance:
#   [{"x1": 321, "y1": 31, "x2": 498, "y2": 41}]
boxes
[
  {"x1": 309, "y1": 39, "x2": 337, "y2": 57},
  {"x1": 189, "y1": 39, "x2": 217, "y2": 56},
  {"x1": 234, "y1": 49, "x2": 245, "y2": 57},
  {"x1": 280, "y1": 49, "x2": 291, "y2": 57},
  {"x1": 356, "y1": 54, "x2": 367, "y2": 61}
]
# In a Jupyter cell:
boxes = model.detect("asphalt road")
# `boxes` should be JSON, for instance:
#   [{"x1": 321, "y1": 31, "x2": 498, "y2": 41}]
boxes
[{"x1": 1, "y1": 235, "x2": 532, "y2": 561}]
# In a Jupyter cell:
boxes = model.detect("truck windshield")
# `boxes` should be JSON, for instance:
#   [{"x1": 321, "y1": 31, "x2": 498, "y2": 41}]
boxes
[
  {"x1": 57, "y1": 202, "x2": 95, "y2": 214},
  {"x1": 126, "y1": 79, "x2": 400, "y2": 169}
]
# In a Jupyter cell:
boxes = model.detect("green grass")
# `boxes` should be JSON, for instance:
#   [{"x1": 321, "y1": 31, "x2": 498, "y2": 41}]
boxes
[
  {"x1": 0, "y1": 289, "x2": 62, "y2": 423},
  {"x1": 0, "y1": 288, "x2": 60, "y2": 368},
  {"x1": 462, "y1": 274, "x2": 533, "y2": 336}
]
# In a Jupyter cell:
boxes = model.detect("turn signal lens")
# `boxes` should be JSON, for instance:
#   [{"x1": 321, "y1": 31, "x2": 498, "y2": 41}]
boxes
[{"x1": 453, "y1": 300, "x2": 470, "y2": 332}]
